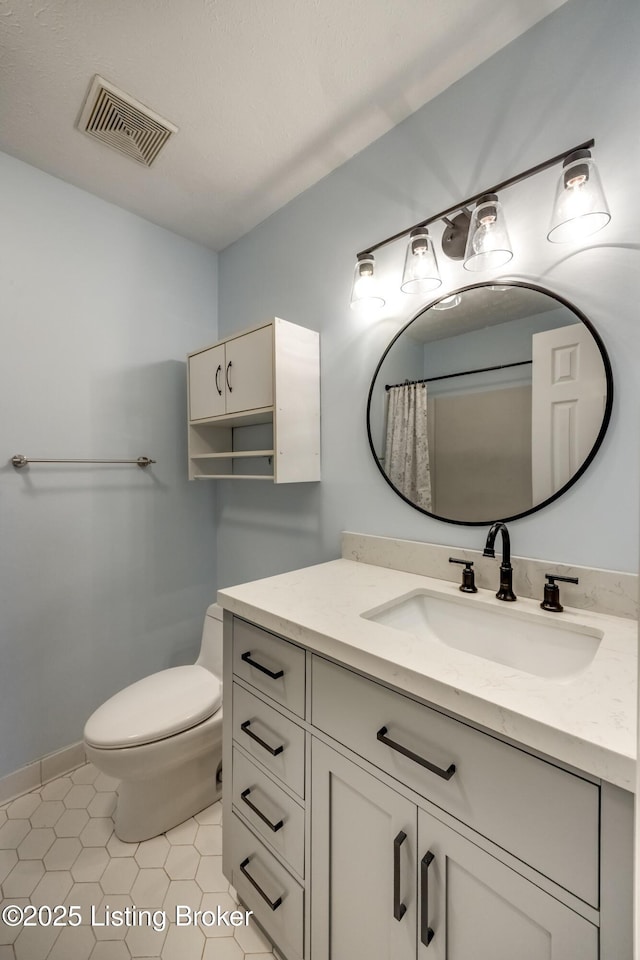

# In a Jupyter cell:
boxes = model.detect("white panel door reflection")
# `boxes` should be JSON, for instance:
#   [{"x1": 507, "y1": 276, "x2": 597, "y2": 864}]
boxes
[{"x1": 531, "y1": 323, "x2": 606, "y2": 503}]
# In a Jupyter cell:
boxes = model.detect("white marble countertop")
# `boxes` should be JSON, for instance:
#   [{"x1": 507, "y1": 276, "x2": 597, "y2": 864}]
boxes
[{"x1": 218, "y1": 558, "x2": 637, "y2": 791}]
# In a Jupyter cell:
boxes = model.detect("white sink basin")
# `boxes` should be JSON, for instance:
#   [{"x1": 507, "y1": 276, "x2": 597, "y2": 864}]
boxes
[{"x1": 362, "y1": 590, "x2": 603, "y2": 680}]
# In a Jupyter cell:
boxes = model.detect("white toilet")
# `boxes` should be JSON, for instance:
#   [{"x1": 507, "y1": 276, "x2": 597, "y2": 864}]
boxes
[{"x1": 84, "y1": 603, "x2": 224, "y2": 842}]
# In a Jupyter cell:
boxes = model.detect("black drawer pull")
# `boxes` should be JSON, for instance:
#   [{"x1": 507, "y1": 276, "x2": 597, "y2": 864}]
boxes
[
  {"x1": 393, "y1": 830, "x2": 407, "y2": 921},
  {"x1": 215, "y1": 364, "x2": 222, "y2": 396},
  {"x1": 241, "y1": 720, "x2": 284, "y2": 756},
  {"x1": 420, "y1": 851, "x2": 435, "y2": 946},
  {"x1": 241, "y1": 787, "x2": 284, "y2": 833},
  {"x1": 377, "y1": 726, "x2": 456, "y2": 781},
  {"x1": 226, "y1": 360, "x2": 233, "y2": 392},
  {"x1": 241, "y1": 651, "x2": 285, "y2": 680},
  {"x1": 239, "y1": 856, "x2": 283, "y2": 911}
]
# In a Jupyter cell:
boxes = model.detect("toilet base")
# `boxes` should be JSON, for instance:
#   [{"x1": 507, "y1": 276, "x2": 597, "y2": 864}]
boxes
[
  {"x1": 115, "y1": 751, "x2": 222, "y2": 842},
  {"x1": 85, "y1": 708, "x2": 224, "y2": 843}
]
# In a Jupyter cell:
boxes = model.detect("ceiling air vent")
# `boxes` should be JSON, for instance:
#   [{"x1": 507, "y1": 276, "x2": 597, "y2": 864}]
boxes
[{"x1": 78, "y1": 75, "x2": 178, "y2": 167}]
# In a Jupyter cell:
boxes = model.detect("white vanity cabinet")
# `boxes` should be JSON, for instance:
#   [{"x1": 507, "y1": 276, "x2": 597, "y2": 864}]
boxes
[
  {"x1": 187, "y1": 317, "x2": 320, "y2": 481},
  {"x1": 311, "y1": 740, "x2": 597, "y2": 960},
  {"x1": 222, "y1": 613, "x2": 633, "y2": 960}
]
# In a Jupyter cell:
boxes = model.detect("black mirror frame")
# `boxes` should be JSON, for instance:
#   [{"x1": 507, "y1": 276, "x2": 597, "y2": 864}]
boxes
[{"x1": 366, "y1": 280, "x2": 614, "y2": 527}]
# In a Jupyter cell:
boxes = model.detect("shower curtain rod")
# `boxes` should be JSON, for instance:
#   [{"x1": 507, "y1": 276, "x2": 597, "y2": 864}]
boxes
[{"x1": 385, "y1": 359, "x2": 532, "y2": 391}]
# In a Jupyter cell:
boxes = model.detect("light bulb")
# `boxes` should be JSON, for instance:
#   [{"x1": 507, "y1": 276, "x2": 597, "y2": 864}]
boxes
[
  {"x1": 353, "y1": 271, "x2": 375, "y2": 300},
  {"x1": 464, "y1": 194, "x2": 513, "y2": 272},
  {"x1": 472, "y1": 217, "x2": 497, "y2": 254},
  {"x1": 350, "y1": 254, "x2": 385, "y2": 312},
  {"x1": 548, "y1": 150, "x2": 611, "y2": 243},
  {"x1": 401, "y1": 228, "x2": 441, "y2": 293}
]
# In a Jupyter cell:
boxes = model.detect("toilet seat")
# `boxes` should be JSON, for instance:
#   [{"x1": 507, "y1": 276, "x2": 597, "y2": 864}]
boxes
[{"x1": 84, "y1": 665, "x2": 222, "y2": 749}]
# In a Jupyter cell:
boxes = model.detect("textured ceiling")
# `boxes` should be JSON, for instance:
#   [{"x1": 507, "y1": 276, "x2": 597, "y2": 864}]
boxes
[{"x1": 0, "y1": 0, "x2": 569, "y2": 251}]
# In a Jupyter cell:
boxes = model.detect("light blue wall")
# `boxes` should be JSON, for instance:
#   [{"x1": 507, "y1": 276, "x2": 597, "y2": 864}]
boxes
[
  {"x1": 217, "y1": 0, "x2": 640, "y2": 585},
  {"x1": 0, "y1": 153, "x2": 219, "y2": 779}
]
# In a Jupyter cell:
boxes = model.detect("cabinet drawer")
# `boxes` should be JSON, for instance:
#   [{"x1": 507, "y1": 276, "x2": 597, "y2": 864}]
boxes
[
  {"x1": 233, "y1": 683, "x2": 305, "y2": 798},
  {"x1": 233, "y1": 747, "x2": 305, "y2": 877},
  {"x1": 230, "y1": 811, "x2": 304, "y2": 960},
  {"x1": 233, "y1": 618, "x2": 306, "y2": 718},
  {"x1": 311, "y1": 655, "x2": 599, "y2": 907}
]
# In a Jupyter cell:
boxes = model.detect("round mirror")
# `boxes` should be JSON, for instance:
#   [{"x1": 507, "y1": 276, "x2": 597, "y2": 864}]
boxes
[{"x1": 367, "y1": 282, "x2": 613, "y2": 525}]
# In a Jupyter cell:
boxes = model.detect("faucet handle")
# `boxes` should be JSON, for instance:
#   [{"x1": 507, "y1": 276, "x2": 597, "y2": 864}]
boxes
[
  {"x1": 541, "y1": 573, "x2": 579, "y2": 613},
  {"x1": 449, "y1": 557, "x2": 478, "y2": 594}
]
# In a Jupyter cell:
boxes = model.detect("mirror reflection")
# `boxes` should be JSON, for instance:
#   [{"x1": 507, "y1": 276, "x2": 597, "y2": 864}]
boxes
[{"x1": 367, "y1": 283, "x2": 611, "y2": 524}]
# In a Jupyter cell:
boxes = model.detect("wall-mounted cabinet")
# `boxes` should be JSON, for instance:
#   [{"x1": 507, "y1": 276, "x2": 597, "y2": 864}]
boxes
[{"x1": 187, "y1": 318, "x2": 320, "y2": 482}]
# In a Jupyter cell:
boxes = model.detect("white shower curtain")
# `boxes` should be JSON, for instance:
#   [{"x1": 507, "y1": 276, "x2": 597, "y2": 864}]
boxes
[{"x1": 384, "y1": 383, "x2": 432, "y2": 510}]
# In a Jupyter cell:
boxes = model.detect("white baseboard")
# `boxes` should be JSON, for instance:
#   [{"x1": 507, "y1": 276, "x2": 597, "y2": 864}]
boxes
[{"x1": 0, "y1": 742, "x2": 87, "y2": 805}]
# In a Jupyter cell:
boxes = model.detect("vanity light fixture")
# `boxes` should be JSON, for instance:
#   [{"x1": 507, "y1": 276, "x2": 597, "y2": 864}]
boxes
[
  {"x1": 463, "y1": 194, "x2": 513, "y2": 272},
  {"x1": 350, "y1": 138, "x2": 609, "y2": 305},
  {"x1": 350, "y1": 252, "x2": 385, "y2": 312},
  {"x1": 400, "y1": 227, "x2": 442, "y2": 294},
  {"x1": 547, "y1": 149, "x2": 611, "y2": 243}
]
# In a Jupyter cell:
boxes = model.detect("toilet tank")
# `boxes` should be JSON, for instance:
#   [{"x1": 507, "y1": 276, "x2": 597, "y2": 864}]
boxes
[{"x1": 196, "y1": 603, "x2": 223, "y2": 679}]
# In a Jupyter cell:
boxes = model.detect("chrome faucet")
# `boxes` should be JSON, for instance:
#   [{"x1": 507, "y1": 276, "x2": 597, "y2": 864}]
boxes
[{"x1": 483, "y1": 522, "x2": 517, "y2": 601}]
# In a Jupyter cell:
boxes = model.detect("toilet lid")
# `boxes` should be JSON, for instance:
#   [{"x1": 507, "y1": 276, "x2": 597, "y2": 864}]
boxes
[{"x1": 84, "y1": 665, "x2": 222, "y2": 749}]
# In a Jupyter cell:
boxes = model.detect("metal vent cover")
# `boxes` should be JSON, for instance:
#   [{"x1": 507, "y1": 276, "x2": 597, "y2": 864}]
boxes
[{"x1": 78, "y1": 76, "x2": 178, "y2": 167}]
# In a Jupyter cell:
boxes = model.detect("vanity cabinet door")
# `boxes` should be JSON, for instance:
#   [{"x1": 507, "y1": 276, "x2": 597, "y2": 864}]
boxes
[
  {"x1": 311, "y1": 738, "x2": 417, "y2": 960},
  {"x1": 417, "y1": 808, "x2": 598, "y2": 960}
]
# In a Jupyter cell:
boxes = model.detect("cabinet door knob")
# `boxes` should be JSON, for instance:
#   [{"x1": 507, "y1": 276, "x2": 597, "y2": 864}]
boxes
[
  {"x1": 215, "y1": 364, "x2": 222, "y2": 396},
  {"x1": 226, "y1": 360, "x2": 233, "y2": 392}
]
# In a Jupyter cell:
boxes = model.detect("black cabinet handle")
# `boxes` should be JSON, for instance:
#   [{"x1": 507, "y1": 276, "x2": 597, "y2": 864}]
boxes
[
  {"x1": 393, "y1": 830, "x2": 407, "y2": 921},
  {"x1": 241, "y1": 651, "x2": 285, "y2": 680},
  {"x1": 377, "y1": 727, "x2": 456, "y2": 781},
  {"x1": 215, "y1": 364, "x2": 222, "y2": 396},
  {"x1": 241, "y1": 788, "x2": 284, "y2": 833},
  {"x1": 239, "y1": 856, "x2": 283, "y2": 911},
  {"x1": 241, "y1": 720, "x2": 284, "y2": 756},
  {"x1": 226, "y1": 360, "x2": 233, "y2": 392},
  {"x1": 420, "y1": 851, "x2": 435, "y2": 946}
]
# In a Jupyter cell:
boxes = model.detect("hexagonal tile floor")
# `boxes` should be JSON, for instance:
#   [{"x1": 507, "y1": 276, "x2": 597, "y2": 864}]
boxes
[{"x1": 0, "y1": 764, "x2": 277, "y2": 959}]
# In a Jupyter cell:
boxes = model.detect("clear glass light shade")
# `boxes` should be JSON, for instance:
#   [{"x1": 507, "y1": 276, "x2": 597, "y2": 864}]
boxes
[
  {"x1": 547, "y1": 153, "x2": 610, "y2": 243},
  {"x1": 400, "y1": 228, "x2": 442, "y2": 293},
  {"x1": 463, "y1": 195, "x2": 513, "y2": 272},
  {"x1": 350, "y1": 254, "x2": 385, "y2": 312}
]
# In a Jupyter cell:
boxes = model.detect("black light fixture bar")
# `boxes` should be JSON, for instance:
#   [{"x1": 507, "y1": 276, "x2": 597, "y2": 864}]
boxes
[{"x1": 357, "y1": 138, "x2": 595, "y2": 259}]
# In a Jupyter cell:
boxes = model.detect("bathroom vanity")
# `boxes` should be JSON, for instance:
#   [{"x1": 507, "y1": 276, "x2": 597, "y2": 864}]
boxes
[{"x1": 219, "y1": 537, "x2": 636, "y2": 960}]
